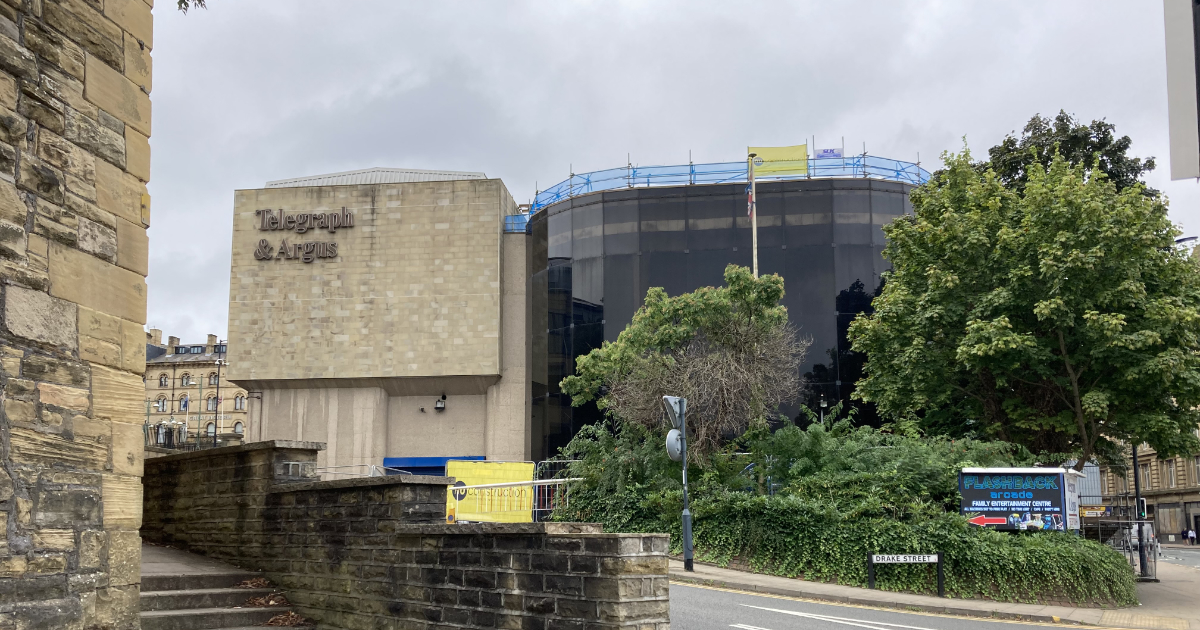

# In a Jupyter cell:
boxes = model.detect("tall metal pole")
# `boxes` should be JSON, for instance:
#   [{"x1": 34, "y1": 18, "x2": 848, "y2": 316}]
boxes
[
  {"x1": 214, "y1": 342, "x2": 224, "y2": 436},
  {"x1": 680, "y1": 403, "x2": 694, "y2": 571},
  {"x1": 1132, "y1": 443, "x2": 1148, "y2": 577},
  {"x1": 748, "y1": 153, "x2": 758, "y2": 278}
]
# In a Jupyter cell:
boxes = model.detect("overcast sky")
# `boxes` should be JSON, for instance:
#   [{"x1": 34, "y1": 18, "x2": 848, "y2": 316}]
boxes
[{"x1": 147, "y1": 1, "x2": 1197, "y2": 342}]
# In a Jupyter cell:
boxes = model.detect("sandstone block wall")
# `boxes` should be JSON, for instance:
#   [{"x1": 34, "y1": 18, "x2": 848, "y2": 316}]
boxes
[
  {"x1": 227, "y1": 179, "x2": 518, "y2": 383},
  {"x1": 143, "y1": 441, "x2": 671, "y2": 630},
  {"x1": 0, "y1": 0, "x2": 153, "y2": 628}
]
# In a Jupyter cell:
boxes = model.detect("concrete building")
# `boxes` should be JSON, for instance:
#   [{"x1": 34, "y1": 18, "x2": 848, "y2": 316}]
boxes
[
  {"x1": 143, "y1": 329, "x2": 248, "y2": 445},
  {"x1": 228, "y1": 159, "x2": 933, "y2": 473},
  {"x1": 227, "y1": 168, "x2": 529, "y2": 473}
]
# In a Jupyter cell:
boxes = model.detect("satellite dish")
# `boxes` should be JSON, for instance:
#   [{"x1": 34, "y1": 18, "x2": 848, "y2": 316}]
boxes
[{"x1": 666, "y1": 429, "x2": 683, "y2": 462}]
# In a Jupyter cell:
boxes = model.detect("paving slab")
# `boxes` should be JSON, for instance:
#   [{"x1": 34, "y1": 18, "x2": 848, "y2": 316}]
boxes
[
  {"x1": 669, "y1": 559, "x2": 1200, "y2": 629},
  {"x1": 141, "y1": 543, "x2": 246, "y2": 576}
]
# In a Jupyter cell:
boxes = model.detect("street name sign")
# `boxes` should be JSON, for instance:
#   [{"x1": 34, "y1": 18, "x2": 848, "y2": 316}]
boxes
[
  {"x1": 871, "y1": 554, "x2": 937, "y2": 564},
  {"x1": 867, "y1": 552, "x2": 944, "y2": 597}
]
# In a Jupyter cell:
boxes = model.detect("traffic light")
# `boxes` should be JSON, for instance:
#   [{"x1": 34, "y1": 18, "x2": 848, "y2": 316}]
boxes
[{"x1": 1138, "y1": 498, "x2": 1148, "y2": 520}]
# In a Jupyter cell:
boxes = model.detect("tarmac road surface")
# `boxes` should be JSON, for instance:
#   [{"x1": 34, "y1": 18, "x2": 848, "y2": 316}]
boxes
[
  {"x1": 670, "y1": 583, "x2": 1096, "y2": 630},
  {"x1": 1161, "y1": 545, "x2": 1200, "y2": 570}
]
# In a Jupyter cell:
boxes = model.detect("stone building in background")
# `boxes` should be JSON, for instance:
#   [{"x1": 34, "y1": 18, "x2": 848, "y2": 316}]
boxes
[
  {"x1": 143, "y1": 329, "x2": 248, "y2": 447},
  {"x1": 0, "y1": 0, "x2": 152, "y2": 628},
  {"x1": 1101, "y1": 440, "x2": 1200, "y2": 541}
]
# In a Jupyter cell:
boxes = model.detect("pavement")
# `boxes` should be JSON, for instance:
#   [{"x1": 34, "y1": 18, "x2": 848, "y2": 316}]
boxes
[
  {"x1": 669, "y1": 559, "x2": 1200, "y2": 630},
  {"x1": 141, "y1": 542, "x2": 248, "y2": 576}
]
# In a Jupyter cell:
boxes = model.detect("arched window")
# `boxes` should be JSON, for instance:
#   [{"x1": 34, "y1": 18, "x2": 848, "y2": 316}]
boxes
[
  {"x1": 233, "y1": 422, "x2": 244, "y2": 435},
  {"x1": 206, "y1": 422, "x2": 216, "y2": 436},
  {"x1": 208, "y1": 372, "x2": 219, "y2": 386},
  {"x1": 180, "y1": 373, "x2": 191, "y2": 386},
  {"x1": 154, "y1": 396, "x2": 167, "y2": 412},
  {"x1": 158, "y1": 374, "x2": 169, "y2": 387},
  {"x1": 234, "y1": 394, "x2": 246, "y2": 410},
  {"x1": 206, "y1": 396, "x2": 218, "y2": 411},
  {"x1": 179, "y1": 394, "x2": 189, "y2": 411}
]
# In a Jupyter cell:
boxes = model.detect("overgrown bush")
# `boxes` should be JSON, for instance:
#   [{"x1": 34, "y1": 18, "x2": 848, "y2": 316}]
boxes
[{"x1": 554, "y1": 421, "x2": 1137, "y2": 606}]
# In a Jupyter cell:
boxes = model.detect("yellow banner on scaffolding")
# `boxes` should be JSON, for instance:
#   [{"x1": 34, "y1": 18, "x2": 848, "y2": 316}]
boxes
[
  {"x1": 749, "y1": 144, "x2": 809, "y2": 176},
  {"x1": 446, "y1": 460, "x2": 535, "y2": 523}
]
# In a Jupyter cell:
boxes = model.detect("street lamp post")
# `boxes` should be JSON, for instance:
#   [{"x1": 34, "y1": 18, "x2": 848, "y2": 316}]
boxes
[
  {"x1": 663, "y1": 396, "x2": 694, "y2": 571},
  {"x1": 214, "y1": 341, "x2": 226, "y2": 439},
  {"x1": 1132, "y1": 443, "x2": 1149, "y2": 577},
  {"x1": 819, "y1": 393, "x2": 827, "y2": 427}
]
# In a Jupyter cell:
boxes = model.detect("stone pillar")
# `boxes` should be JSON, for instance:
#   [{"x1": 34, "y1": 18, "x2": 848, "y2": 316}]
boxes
[{"x1": 0, "y1": 0, "x2": 152, "y2": 628}]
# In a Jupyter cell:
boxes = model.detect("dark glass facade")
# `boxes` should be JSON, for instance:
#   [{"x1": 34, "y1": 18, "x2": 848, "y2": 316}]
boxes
[{"x1": 526, "y1": 178, "x2": 914, "y2": 461}]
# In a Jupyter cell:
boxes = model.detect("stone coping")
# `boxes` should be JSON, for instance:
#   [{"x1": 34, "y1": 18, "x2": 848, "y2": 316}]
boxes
[
  {"x1": 396, "y1": 523, "x2": 604, "y2": 535},
  {"x1": 268, "y1": 473, "x2": 454, "y2": 493},
  {"x1": 144, "y1": 440, "x2": 326, "y2": 464}
]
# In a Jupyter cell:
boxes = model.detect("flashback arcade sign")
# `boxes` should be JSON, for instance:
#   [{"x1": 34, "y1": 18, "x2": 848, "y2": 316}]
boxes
[{"x1": 959, "y1": 467, "x2": 1081, "y2": 531}]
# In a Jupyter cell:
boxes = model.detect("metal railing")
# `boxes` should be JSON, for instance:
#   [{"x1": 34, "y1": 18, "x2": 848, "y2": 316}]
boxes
[
  {"x1": 448, "y1": 478, "x2": 581, "y2": 523},
  {"x1": 314, "y1": 464, "x2": 413, "y2": 478},
  {"x1": 531, "y1": 155, "x2": 931, "y2": 212},
  {"x1": 503, "y1": 214, "x2": 530, "y2": 233}
]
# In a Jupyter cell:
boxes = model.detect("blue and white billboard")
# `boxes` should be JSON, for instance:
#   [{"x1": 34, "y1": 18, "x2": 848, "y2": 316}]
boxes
[{"x1": 959, "y1": 467, "x2": 1082, "y2": 531}]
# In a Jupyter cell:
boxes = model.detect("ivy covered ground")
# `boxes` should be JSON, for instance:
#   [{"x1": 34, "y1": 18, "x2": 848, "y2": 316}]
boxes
[{"x1": 552, "y1": 420, "x2": 1137, "y2": 607}]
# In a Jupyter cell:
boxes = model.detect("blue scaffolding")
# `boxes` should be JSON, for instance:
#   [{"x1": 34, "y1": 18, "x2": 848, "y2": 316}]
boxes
[{"x1": 529, "y1": 155, "x2": 931, "y2": 214}]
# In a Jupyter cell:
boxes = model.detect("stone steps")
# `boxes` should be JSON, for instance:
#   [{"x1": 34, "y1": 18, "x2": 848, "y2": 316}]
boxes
[
  {"x1": 142, "y1": 572, "x2": 262, "y2": 592},
  {"x1": 139, "y1": 606, "x2": 284, "y2": 630},
  {"x1": 140, "y1": 587, "x2": 279, "y2": 611},
  {"x1": 140, "y1": 570, "x2": 298, "y2": 630}
]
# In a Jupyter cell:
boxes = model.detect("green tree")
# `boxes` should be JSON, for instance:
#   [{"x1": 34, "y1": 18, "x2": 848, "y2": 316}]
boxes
[
  {"x1": 561, "y1": 264, "x2": 808, "y2": 457},
  {"x1": 986, "y1": 110, "x2": 1156, "y2": 194},
  {"x1": 848, "y1": 149, "x2": 1200, "y2": 469}
]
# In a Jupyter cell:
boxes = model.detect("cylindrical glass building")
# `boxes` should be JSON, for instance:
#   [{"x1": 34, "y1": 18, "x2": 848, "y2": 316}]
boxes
[{"x1": 526, "y1": 177, "x2": 916, "y2": 461}]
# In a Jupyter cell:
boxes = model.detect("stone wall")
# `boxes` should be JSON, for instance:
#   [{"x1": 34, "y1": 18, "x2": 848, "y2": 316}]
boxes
[
  {"x1": 143, "y1": 441, "x2": 671, "y2": 630},
  {"x1": 0, "y1": 0, "x2": 152, "y2": 628}
]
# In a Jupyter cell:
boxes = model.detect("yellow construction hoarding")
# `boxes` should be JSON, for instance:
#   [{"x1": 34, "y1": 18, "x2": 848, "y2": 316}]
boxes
[
  {"x1": 445, "y1": 460, "x2": 535, "y2": 523},
  {"x1": 749, "y1": 144, "x2": 809, "y2": 176}
]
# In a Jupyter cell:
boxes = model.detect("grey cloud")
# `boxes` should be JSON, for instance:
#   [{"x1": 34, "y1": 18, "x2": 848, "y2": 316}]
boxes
[{"x1": 147, "y1": 1, "x2": 1198, "y2": 342}]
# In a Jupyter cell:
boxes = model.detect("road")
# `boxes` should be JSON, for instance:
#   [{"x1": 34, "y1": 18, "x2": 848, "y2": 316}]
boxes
[
  {"x1": 1161, "y1": 545, "x2": 1200, "y2": 570},
  {"x1": 670, "y1": 583, "x2": 1069, "y2": 630}
]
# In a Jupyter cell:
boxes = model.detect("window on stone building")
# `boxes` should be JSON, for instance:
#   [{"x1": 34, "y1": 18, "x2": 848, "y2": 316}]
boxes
[
  {"x1": 154, "y1": 397, "x2": 167, "y2": 412},
  {"x1": 190, "y1": 346, "x2": 204, "y2": 354},
  {"x1": 175, "y1": 346, "x2": 187, "y2": 354},
  {"x1": 206, "y1": 396, "x2": 218, "y2": 412},
  {"x1": 233, "y1": 422, "x2": 244, "y2": 435},
  {"x1": 1165, "y1": 460, "x2": 1177, "y2": 489},
  {"x1": 215, "y1": 344, "x2": 227, "y2": 354},
  {"x1": 206, "y1": 422, "x2": 216, "y2": 436},
  {"x1": 180, "y1": 373, "x2": 191, "y2": 386},
  {"x1": 158, "y1": 374, "x2": 169, "y2": 387},
  {"x1": 234, "y1": 394, "x2": 246, "y2": 410},
  {"x1": 179, "y1": 394, "x2": 189, "y2": 411},
  {"x1": 208, "y1": 372, "x2": 218, "y2": 386},
  {"x1": 1195, "y1": 456, "x2": 1200, "y2": 486},
  {"x1": 1141, "y1": 463, "x2": 1152, "y2": 489}
]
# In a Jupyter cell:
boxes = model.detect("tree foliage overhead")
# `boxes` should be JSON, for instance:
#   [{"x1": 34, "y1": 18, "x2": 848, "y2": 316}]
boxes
[
  {"x1": 177, "y1": 0, "x2": 205, "y2": 13},
  {"x1": 849, "y1": 149, "x2": 1200, "y2": 468},
  {"x1": 986, "y1": 110, "x2": 1156, "y2": 194},
  {"x1": 561, "y1": 264, "x2": 808, "y2": 457}
]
